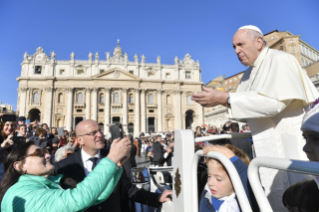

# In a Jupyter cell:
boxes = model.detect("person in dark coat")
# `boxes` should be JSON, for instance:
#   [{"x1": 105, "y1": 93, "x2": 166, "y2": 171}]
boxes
[
  {"x1": 137, "y1": 137, "x2": 142, "y2": 157},
  {"x1": 164, "y1": 141, "x2": 174, "y2": 166},
  {"x1": 153, "y1": 135, "x2": 164, "y2": 166},
  {"x1": 229, "y1": 123, "x2": 253, "y2": 160},
  {"x1": 55, "y1": 120, "x2": 172, "y2": 212},
  {"x1": 123, "y1": 134, "x2": 137, "y2": 179}
]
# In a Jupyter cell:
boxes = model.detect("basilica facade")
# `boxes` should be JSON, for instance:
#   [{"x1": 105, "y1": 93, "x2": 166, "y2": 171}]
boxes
[{"x1": 16, "y1": 43, "x2": 204, "y2": 136}]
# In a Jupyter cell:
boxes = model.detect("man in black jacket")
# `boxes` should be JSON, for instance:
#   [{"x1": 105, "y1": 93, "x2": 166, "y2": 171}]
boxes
[
  {"x1": 55, "y1": 120, "x2": 172, "y2": 212},
  {"x1": 229, "y1": 122, "x2": 253, "y2": 160},
  {"x1": 153, "y1": 135, "x2": 164, "y2": 166}
]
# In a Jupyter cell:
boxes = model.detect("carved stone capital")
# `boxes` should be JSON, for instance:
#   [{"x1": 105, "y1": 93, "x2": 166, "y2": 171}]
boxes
[
  {"x1": 104, "y1": 87, "x2": 110, "y2": 92},
  {"x1": 65, "y1": 87, "x2": 73, "y2": 93},
  {"x1": 133, "y1": 88, "x2": 140, "y2": 93},
  {"x1": 157, "y1": 89, "x2": 164, "y2": 94},
  {"x1": 20, "y1": 87, "x2": 29, "y2": 92},
  {"x1": 140, "y1": 88, "x2": 146, "y2": 93},
  {"x1": 44, "y1": 87, "x2": 54, "y2": 92},
  {"x1": 174, "y1": 90, "x2": 182, "y2": 95},
  {"x1": 122, "y1": 88, "x2": 128, "y2": 93},
  {"x1": 163, "y1": 90, "x2": 172, "y2": 94},
  {"x1": 92, "y1": 87, "x2": 99, "y2": 92},
  {"x1": 85, "y1": 87, "x2": 92, "y2": 92}
]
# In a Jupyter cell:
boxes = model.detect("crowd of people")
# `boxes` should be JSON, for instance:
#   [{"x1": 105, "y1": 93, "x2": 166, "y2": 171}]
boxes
[
  {"x1": 0, "y1": 115, "x2": 174, "y2": 211},
  {"x1": 1, "y1": 107, "x2": 319, "y2": 212}
]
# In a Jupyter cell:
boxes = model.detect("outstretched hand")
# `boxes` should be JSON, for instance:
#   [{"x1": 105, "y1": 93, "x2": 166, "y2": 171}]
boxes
[
  {"x1": 192, "y1": 86, "x2": 229, "y2": 107},
  {"x1": 159, "y1": 190, "x2": 173, "y2": 202},
  {"x1": 1, "y1": 133, "x2": 14, "y2": 149},
  {"x1": 107, "y1": 137, "x2": 131, "y2": 165}
]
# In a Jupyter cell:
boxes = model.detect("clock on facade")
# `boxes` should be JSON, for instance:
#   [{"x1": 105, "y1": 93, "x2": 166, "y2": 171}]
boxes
[
  {"x1": 185, "y1": 61, "x2": 192, "y2": 66},
  {"x1": 36, "y1": 55, "x2": 44, "y2": 61}
]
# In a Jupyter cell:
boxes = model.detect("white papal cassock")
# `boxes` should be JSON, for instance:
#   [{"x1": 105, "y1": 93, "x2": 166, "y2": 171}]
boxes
[{"x1": 229, "y1": 47, "x2": 319, "y2": 211}]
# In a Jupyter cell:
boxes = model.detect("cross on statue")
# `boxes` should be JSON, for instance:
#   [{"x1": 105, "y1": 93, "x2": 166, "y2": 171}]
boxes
[{"x1": 117, "y1": 39, "x2": 120, "y2": 45}]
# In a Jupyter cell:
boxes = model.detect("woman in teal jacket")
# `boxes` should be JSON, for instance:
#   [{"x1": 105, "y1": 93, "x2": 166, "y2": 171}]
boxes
[{"x1": 0, "y1": 138, "x2": 131, "y2": 212}]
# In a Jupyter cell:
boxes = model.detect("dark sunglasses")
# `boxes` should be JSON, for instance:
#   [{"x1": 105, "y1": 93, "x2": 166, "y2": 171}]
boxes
[{"x1": 19, "y1": 148, "x2": 48, "y2": 161}]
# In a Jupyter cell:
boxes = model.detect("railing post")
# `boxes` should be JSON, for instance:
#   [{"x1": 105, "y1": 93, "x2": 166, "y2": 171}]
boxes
[{"x1": 173, "y1": 130, "x2": 195, "y2": 212}]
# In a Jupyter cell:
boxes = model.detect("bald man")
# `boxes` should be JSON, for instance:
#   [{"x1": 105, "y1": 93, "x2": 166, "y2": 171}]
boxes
[
  {"x1": 55, "y1": 120, "x2": 172, "y2": 212},
  {"x1": 192, "y1": 25, "x2": 318, "y2": 210}
]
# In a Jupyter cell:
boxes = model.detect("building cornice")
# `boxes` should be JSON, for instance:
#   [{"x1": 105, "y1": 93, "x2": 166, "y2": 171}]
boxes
[
  {"x1": 16, "y1": 76, "x2": 203, "y2": 86},
  {"x1": 269, "y1": 35, "x2": 300, "y2": 49},
  {"x1": 299, "y1": 40, "x2": 319, "y2": 54}
]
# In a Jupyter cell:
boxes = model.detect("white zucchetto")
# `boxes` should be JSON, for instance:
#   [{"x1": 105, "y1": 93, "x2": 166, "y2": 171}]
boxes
[
  {"x1": 301, "y1": 101, "x2": 319, "y2": 133},
  {"x1": 238, "y1": 25, "x2": 263, "y2": 35}
]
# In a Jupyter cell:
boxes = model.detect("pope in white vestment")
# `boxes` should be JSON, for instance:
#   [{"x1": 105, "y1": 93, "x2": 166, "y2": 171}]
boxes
[
  {"x1": 193, "y1": 25, "x2": 319, "y2": 211},
  {"x1": 229, "y1": 43, "x2": 318, "y2": 210}
]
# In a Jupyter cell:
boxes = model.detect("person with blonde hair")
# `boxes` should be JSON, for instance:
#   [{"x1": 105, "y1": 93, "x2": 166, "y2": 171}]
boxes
[{"x1": 200, "y1": 144, "x2": 258, "y2": 212}]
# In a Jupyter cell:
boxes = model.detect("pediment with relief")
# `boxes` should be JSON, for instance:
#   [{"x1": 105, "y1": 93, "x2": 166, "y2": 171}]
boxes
[{"x1": 91, "y1": 68, "x2": 141, "y2": 81}]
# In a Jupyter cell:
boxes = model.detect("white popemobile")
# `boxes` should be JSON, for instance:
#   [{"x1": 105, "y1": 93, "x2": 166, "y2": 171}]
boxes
[{"x1": 131, "y1": 130, "x2": 319, "y2": 212}]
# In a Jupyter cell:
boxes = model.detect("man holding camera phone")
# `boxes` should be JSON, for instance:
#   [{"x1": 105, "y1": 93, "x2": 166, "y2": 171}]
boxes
[{"x1": 55, "y1": 120, "x2": 172, "y2": 212}]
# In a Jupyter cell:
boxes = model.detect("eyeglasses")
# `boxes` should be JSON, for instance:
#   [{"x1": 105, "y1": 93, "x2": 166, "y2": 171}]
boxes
[
  {"x1": 78, "y1": 129, "x2": 103, "y2": 137},
  {"x1": 19, "y1": 148, "x2": 49, "y2": 160}
]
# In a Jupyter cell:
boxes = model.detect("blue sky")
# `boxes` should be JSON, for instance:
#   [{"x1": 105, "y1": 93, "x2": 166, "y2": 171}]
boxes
[{"x1": 0, "y1": 0, "x2": 318, "y2": 110}]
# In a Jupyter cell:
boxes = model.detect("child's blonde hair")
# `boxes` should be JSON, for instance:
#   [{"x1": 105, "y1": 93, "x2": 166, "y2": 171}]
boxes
[{"x1": 206, "y1": 144, "x2": 250, "y2": 170}]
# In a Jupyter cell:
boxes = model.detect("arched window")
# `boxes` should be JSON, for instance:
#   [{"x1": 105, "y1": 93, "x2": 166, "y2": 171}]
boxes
[
  {"x1": 33, "y1": 92, "x2": 39, "y2": 103},
  {"x1": 98, "y1": 123, "x2": 104, "y2": 133},
  {"x1": 100, "y1": 94, "x2": 104, "y2": 103},
  {"x1": 77, "y1": 93, "x2": 83, "y2": 103},
  {"x1": 58, "y1": 93, "x2": 63, "y2": 103},
  {"x1": 129, "y1": 94, "x2": 134, "y2": 103},
  {"x1": 148, "y1": 94, "x2": 154, "y2": 104},
  {"x1": 166, "y1": 95, "x2": 171, "y2": 105},
  {"x1": 128, "y1": 123, "x2": 134, "y2": 133},
  {"x1": 113, "y1": 92, "x2": 119, "y2": 103},
  {"x1": 187, "y1": 95, "x2": 192, "y2": 105}
]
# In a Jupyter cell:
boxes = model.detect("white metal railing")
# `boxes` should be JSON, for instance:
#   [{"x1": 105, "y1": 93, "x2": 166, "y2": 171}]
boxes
[
  {"x1": 194, "y1": 132, "x2": 252, "y2": 143},
  {"x1": 248, "y1": 157, "x2": 319, "y2": 212},
  {"x1": 191, "y1": 150, "x2": 252, "y2": 212}
]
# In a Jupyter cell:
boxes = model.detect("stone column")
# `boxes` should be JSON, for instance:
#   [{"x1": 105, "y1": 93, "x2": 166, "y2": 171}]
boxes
[
  {"x1": 66, "y1": 87, "x2": 73, "y2": 130},
  {"x1": 122, "y1": 88, "x2": 128, "y2": 133},
  {"x1": 104, "y1": 87, "x2": 110, "y2": 135},
  {"x1": 157, "y1": 89, "x2": 163, "y2": 132},
  {"x1": 92, "y1": 88, "x2": 98, "y2": 121},
  {"x1": 43, "y1": 87, "x2": 54, "y2": 126},
  {"x1": 134, "y1": 88, "x2": 140, "y2": 136},
  {"x1": 141, "y1": 89, "x2": 146, "y2": 133},
  {"x1": 174, "y1": 90, "x2": 182, "y2": 130},
  {"x1": 85, "y1": 88, "x2": 92, "y2": 120},
  {"x1": 19, "y1": 87, "x2": 28, "y2": 117}
]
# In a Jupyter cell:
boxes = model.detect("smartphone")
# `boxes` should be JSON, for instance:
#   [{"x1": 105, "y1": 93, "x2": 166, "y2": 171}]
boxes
[
  {"x1": 110, "y1": 123, "x2": 124, "y2": 141},
  {"x1": 26, "y1": 119, "x2": 30, "y2": 125},
  {"x1": 2, "y1": 114, "x2": 16, "y2": 122},
  {"x1": 34, "y1": 137, "x2": 40, "y2": 146},
  {"x1": 13, "y1": 137, "x2": 26, "y2": 145},
  {"x1": 58, "y1": 127, "x2": 64, "y2": 138}
]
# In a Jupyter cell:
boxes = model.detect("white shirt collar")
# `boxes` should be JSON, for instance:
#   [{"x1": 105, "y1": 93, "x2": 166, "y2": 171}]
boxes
[
  {"x1": 251, "y1": 47, "x2": 268, "y2": 67},
  {"x1": 81, "y1": 148, "x2": 100, "y2": 162}
]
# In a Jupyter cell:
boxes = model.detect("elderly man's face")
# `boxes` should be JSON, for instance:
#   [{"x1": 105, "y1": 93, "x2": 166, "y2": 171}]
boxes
[{"x1": 232, "y1": 29, "x2": 263, "y2": 66}]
